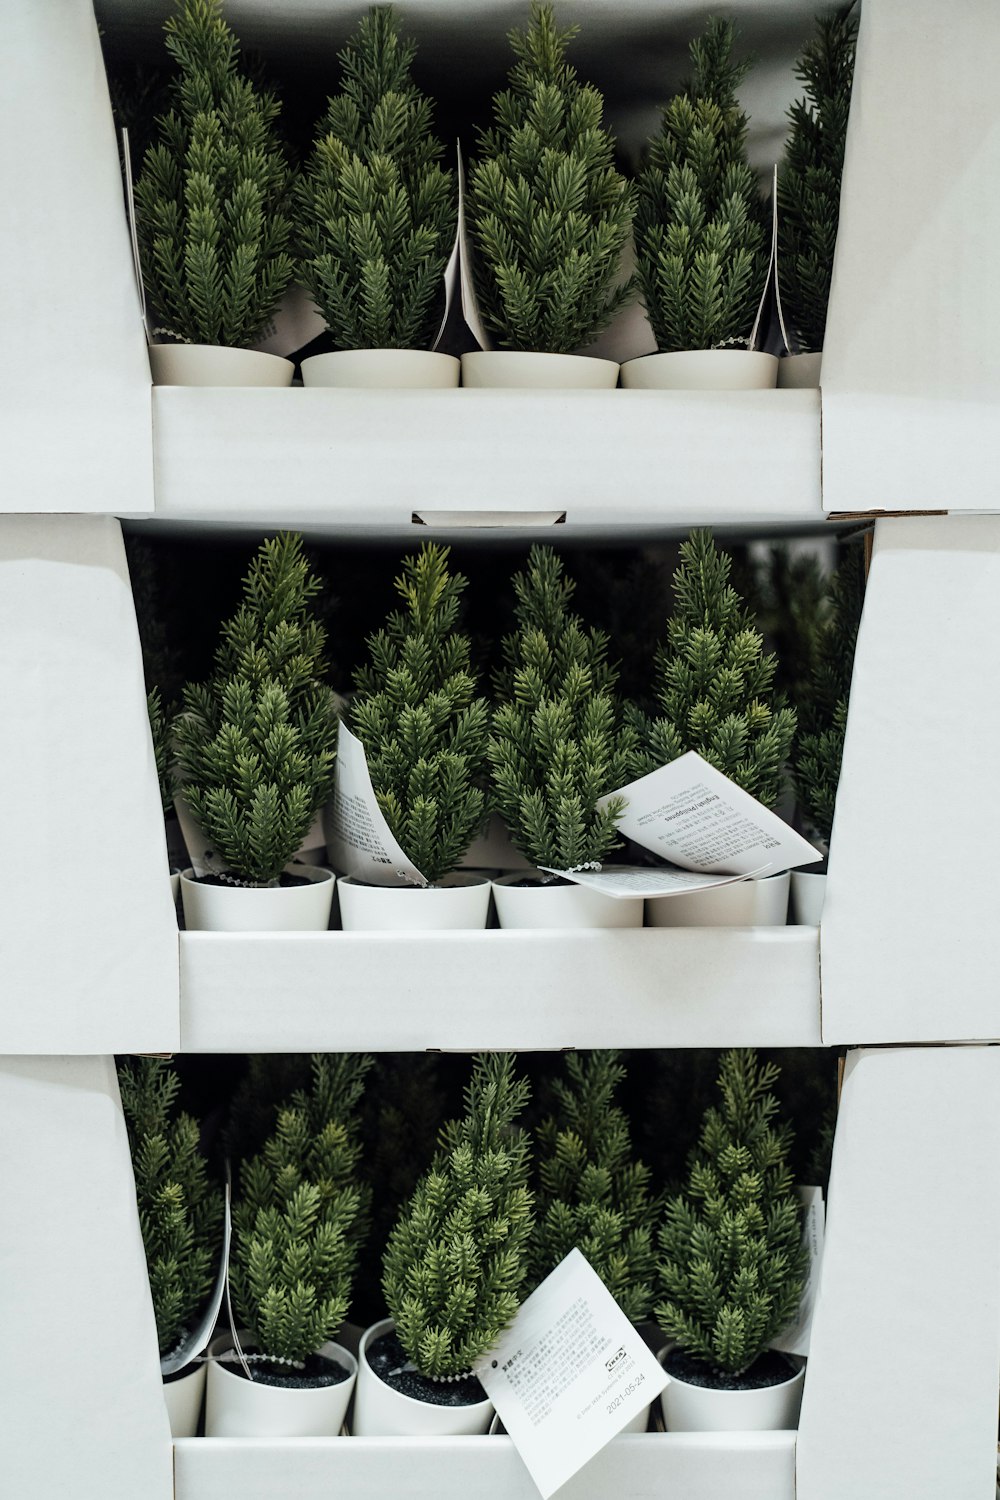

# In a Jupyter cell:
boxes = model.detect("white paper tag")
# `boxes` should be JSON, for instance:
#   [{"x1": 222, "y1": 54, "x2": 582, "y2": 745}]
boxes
[
  {"x1": 599, "y1": 752, "x2": 822, "y2": 877},
  {"x1": 771, "y1": 163, "x2": 794, "y2": 355},
  {"x1": 431, "y1": 219, "x2": 461, "y2": 352},
  {"x1": 540, "y1": 862, "x2": 769, "y2": 899},
  {"x1": 748, "y1": 167, "x2": 778, "y2": 353},
  {"x1": 251, "y1": 284, "x2": 326, "y2": 358},
  {"x1": 121, "y1": 128, "x2": 153, "y2": 342},
  {"x1": 324, "y1": 720, "x2": 427, "y2": 887},
  {"x1": 160, "y1": 1175, "x2": 232, "y2": 1376},
  {"x1": 474, "y1": 1250, "x2": 667, "y2": 1500},
  {"x1": 457, "y1": 144, "x2": 493, "y2": 351},
  {"x1": 772, "y1": 1186, "x2": 825, "y2": 1359}
]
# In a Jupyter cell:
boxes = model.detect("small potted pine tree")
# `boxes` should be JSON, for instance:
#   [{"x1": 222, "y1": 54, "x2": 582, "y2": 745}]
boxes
[
  {"x1": 624, "y1": 18, "x2": 774, "y2": 390},
  {"x1": 333, "y1": 543, "x2": 492, "y2": 930},
  {"x1": 777, "y1": 10, "x2": 858, "y2": 388},
  {"x1": 488, "y1": 547, "x2": 641, "y2": 928},
  {"x1": 655, "y1": 1049, "x2": 807, "y2": 1431},
  {"x1": 463, "y1": 3, "x2": 634, "y2": 389},
  {"x1": 174, "y1": 532, "x2": 338, "y2": 931},
  {"x1": 119, "y1": 1057, "x2": 224, "y2": 1438},
  {"x1": 791, "y1": 543, "x2": 864, "y2": 923},
  {"x1": 207, "y1": 1054, "x2": 372, "y2": 1437},
  {"x1": 135, "y1": 0, "x2": 295, "y2": 386},
  {"x1": 295, "y1": 7, "x2": 459, "y2": 389},
  {"x1": 353, "y1": 1052, "x2": 534, "y2": 1436},
  {"x1": 630, "y1": 529, "x2": 798, "y2": 926}
]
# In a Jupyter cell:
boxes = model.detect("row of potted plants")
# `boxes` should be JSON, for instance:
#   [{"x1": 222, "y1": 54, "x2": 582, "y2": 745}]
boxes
[
  {"x1": 126, "y1": 1, "x2": 856, "y2": 392},
  {"x1": 148, "y1": 529, "x2": 861, "y2": 933},
  {"x1": 120, "y1": 1046, "x2": 812, "y2": 1442}
]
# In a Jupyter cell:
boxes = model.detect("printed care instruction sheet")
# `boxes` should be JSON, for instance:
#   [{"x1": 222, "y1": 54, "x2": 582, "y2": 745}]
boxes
[
  {"x1": 325, "y1": 721, "x2": 427, "y2": 887},
  {"x1": 475, "y1": 1250, "x2": 667, "y2": 1498},
  {"x1": 548, "y1": 752, "x2": 821, "y2": 897}
]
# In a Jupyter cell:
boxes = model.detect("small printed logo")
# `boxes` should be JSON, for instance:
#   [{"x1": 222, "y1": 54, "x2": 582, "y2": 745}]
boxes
[{"x1": 605, "y1": 1347, "x2": 627, "y2": 1375}]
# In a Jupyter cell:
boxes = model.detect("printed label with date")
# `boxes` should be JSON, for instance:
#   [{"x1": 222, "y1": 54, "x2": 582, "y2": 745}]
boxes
[
  {"x1": 324, "y1": 721, "x2": 427, "y2": 887},
  {"x1": 474, "y1": 1249, "x2": 667, "y2": 1498}
]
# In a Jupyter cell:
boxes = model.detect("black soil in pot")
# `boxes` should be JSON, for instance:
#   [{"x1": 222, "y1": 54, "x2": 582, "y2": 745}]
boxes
[
  {"x1": 663, "y1": 1347, "x2": 799, "y2": 1392},
  {"x1": 191, "y1": 871, "x2": 316, "y2": 889},
  {"x1": 367, "y1": 1329, "x2": 487, "y2": 1407},
  {"x1": 503, "y1": 874, "x2": 574, "y2": 890},
  {"x1": 226, "y1": 1349, "x2": 351, "y2": 1389}
]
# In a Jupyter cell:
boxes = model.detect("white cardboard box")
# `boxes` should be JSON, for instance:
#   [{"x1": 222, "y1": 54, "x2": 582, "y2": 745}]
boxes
[
  {"x1": 1, "y1": 1, "x2": 152, "y2": 514},
  {"x1": 821, "y1": 0, "x2": 1000, "y2": 511},
  {"x1": 821, "y1": 515, "x2": 1000, "y2": 1043}
]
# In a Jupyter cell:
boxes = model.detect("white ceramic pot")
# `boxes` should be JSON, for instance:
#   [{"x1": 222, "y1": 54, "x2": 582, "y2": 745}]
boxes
[
  {"x1": 352, "y1": 1319, "x2": 494, "y2": 1437},
  {"x1": 163, "y1": 1361, "x2": 206, "y2": 1438},
  {"x1": 491, "y1": 873, "x2": 643, "y2": 930},
  {"x1": 619, "y1": 349, "x2": 778, "y2": 390},
  {"x1": 658, "y1": 1348, "x2": 805, "y2": 1432},
  {"x1": 205, "y1": 1339, "x2": 357, "y2": 1438},
  {"x1": 147, "y1": 343, "x2": 294, "y2": 387},
  {"x1": 179, "y1": 865, "x2": 335, "y2": 932},
  {"x1": 645, "y1": 871, "x2": 790, "y2": 928},
  {"x1": 337, "y1": 872, "x2": 490, "y2": 932},
  {"x1": 169, "y1": 871, "x2": 180, "y2": 904},
  {"x1": 777, "y1": 351, "x2": 822, "y2": 389},
  {"x1": 791, "y1": 869, "x2": 827, "y2": 925},
  {"x1": 460, "y1": 351, "x2": 620, "y2": 390},
  {"x1": 300, "y1": 349, "x2": 460, "y2": 388}
]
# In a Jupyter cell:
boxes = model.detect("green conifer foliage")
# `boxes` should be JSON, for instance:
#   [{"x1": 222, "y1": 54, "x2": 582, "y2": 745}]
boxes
[
  {"x1": 119, "y1": 1057, "x2": 223, "y2": 1357},
  {"x1": 635, "y1": 18, "x2": 768, "y2": 352},
  {"x1": 295, "y1": 7, "x2": 456, "y2": 350},
  {"x1": 467, "y1": 3, "x2": 635, "y2": 353},
  {"x1": 777, "y1": 10, "x2": 858, "y2": 353},
  {"x1": 792, "y1": 543, "x2": 864, "y2": 844},
  {"x1": 630, "y1": 530, "x2": 796, "y2": 808},
  {"x1": 175, "y1": 533, "x2": 338, "y2": 886},
  {"x1": 655, "y1": 1049, "x2": 806, "y2": 1375},
  {"x1": 489, "y1": 547, "x2": 634, "y2": 869},
  {"x1": 147, "y1": 687, "x2": 174, "y2": 814},
  {"x1": 230, "y1": 1054, "x2": 372, "y2": 1365},
  {"x1": 350, "y1": 544, "x2": 490, "y2": 884},
  {"x1": 531, "y1": 1051, "x2": 658, "y2": 1321},
  {"x1": 383, "y1": 1053, "x2": 534, "y2": 1378},
  {"x1": 135, "y1": 0, "x2": 294, "y2": 346}
]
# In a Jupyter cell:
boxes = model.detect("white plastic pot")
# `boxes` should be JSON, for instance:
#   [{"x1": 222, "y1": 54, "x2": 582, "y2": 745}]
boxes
[
  {"x1": 162, "y1": 1361, "x2": 206, "y2": 1438},
  {"x1": 791, "y1": 869, "x2": 827, "y2": 925},
  {"x1": 645, "y1": 871, "x2": 790, "y2": 928},
  {"x1": 169, "y1": 871, "x2": 180, "y2": 904},
  {"x1": 179, "y1": 865, "x2": 335, "y2": 932},
  {"x1": 619, "y1": 349, "x2": 778, "y2": 390},
  {"x1": 147, "y1": 344, "x2": 294, "y2": 387},
  {"x1": 205, "y1": 1339, "x2": 357, "y2": 1438},
  {"x1": 352, "y1": 1319, "x2": 494, "y2": 1437},
  {"x1": 491, "y1": 873, "x2": 643, "y2": 930},
  {"x1": 460, "y1": 351, "x2": 620, "y2": 389},
  {"x1": 658, "y1": 1348, "x2": 805, "y2": 1432},
  {"x1": 337, "y1": 873, "x2": 491, "y2": 931},
  {"x1": 300, "y1": 349, "x2": 460, "y2": 388},
  {"x1": 776, "y1": 351, "x2": 822, "y2": 389}
]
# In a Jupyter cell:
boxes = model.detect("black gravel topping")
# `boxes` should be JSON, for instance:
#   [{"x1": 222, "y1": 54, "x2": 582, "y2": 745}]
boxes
[
  {"x1": 366, "y1": 1330, "x2": 487, "y2": 1408},
  {"x1": 191, "y1": 870, "x2": 315, "y2": 889},
  {"x1": 226, "y1": 1350, "x2": 351, "y2": 1389},
  {"x1": 502, "y1": 875, "x2": 573, "y2": 889},
  {"x1": 663, "y1": 1347, "x2": 799, "y2": 1392}
]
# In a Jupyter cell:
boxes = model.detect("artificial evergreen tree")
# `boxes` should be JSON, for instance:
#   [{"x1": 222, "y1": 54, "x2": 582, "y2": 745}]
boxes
[
  {"x1": 531, "y1": 1051, "x2": 658, "y2": 1321},
  {"x1": 792, "y1": 543, "x2": 864, "y2": 845},
  {"x1": 655, "y1": 1049, "x2": 806, "y2": 1377},
  {"x1": 295, "y1": 7, "x2": 456, "y2": 351},
  {"x1": 777, "y1": 9, "x2": 858, "y2": 354},
  {"x1": 135, "y1": 0, "x2": 294, "y2": 347},
  {"x1": 147, "y1": 686, "x2": 174, "y2": 816},
  {"x1": 635, "y1": 18, "x2": 768, "y2": 352},
  {"x1": 489, "y1": 547, "x2": 634, "y2": 870},
  {"x1": 350, "y1": 544, "x2": 490, "y2": 883},
  {"x1": 382, "y1": 1052, "x2": 534, "y2": 1378},
  {"x1": 467, "y1": 3, "x2": 635, "y2": 353},
  {"x1": 630, "y1": 530, "x2": 796, "y2": 808},
  {"x1": 175, "y1": 532, "x2": 338, "y2": 886},
  {"x1": 230, "y1": 1054, "x2": 372, "y2": 1367},
  {"x1": 119, "y1": 1057, "x2": 223, "y2": 1358}
]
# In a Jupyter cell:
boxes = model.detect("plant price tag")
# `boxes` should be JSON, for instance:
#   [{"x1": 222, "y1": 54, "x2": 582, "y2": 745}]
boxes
[
  {"x1": 539, "y1": 862, "x2": 770, "y2": 899},
  {"x1": 772, "y1": 1186, "x2": 826, "y2": 1358},
  {"x1": 598, "y1": 751, "x2": 822, "y2": 879},
  {"x1": 474, "y1": 1249, "x2": 667, "y2": 1499},
  {"x1": 325, "y1": 721, "x2": 428, "y2": 887}
]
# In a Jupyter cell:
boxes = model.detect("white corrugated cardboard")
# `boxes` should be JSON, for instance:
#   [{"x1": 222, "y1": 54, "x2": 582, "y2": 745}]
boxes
[
  {"x1": 821, "y1": 515, "x2": 1000, "y2": 1042},
  {"x1": 821, "y1": 0, "x2": 1000, "y2": 511},
  {"x1": 1, "y1": 1, "x2": 152, "y2": 513},
  {"x1": 179, "y1": 927, "x2": 821, "y2": 1052},
  {"x1": 796, "y1": 1047, "x2": 1000, "y2": 1500},
  {"x1": 0, "y1": 516, "x2": 179, "y2": 1051},
  {"x1": 0, "y1": 1056, "x2": 173, "y2": 1499}
]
